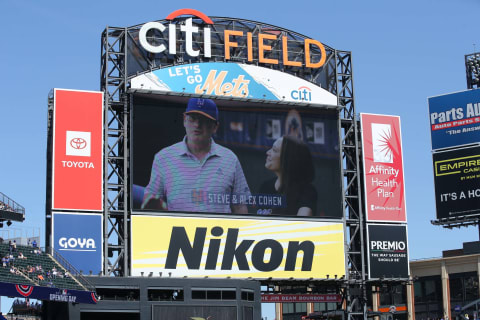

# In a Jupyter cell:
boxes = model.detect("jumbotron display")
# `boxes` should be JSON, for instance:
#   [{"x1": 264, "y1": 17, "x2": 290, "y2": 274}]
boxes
[
  {"x1": 44, "y1": 9, "x2": 408, "y2": 288},
  {"x1": 131, "y1": 93, "x2": 342, "y2": 218}
]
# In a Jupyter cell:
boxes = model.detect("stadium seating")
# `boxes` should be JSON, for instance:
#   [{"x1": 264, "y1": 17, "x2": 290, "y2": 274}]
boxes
[{"x1": 0, "y1": 243, "x2": 86, "y2": 291}]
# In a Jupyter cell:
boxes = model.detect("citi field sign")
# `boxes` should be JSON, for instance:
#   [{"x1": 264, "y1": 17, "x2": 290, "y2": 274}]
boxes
[
  {"x1": 138, "y1": 9, "x2": 326, "y2": 68},
  {"x1": 129, "y1": 9, "x2": 337, "y2": 105},
  {"x1": 131, "y1": 215, "x2": 346, "y2": 279}
]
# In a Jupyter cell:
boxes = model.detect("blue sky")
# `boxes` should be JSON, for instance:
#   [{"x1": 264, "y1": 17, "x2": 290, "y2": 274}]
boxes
[{"x1": 1, "y1": 0, "x2": 480, "y2": 316}]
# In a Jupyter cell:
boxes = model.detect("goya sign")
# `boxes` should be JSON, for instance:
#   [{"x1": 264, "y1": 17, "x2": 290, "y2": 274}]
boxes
[
  {"x1": 138, "y1": 8, "x2": 327, "y2": 69},
  {"x1": 52, "y1": 212, "x2": 103, "y2": 274}
]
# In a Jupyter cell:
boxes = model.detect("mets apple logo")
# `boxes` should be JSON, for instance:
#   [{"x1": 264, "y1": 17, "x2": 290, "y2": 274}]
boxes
[{"x1": 70, "y1": 137, "x2": 87, "y2": 150}]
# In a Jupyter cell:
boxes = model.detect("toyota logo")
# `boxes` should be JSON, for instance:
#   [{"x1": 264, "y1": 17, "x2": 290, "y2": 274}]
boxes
[{"x1": 70, "y1": 138, "x2": 87, "y2": 150}]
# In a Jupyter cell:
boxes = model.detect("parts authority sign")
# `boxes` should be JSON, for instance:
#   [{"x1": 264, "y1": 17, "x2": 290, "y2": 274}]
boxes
[{"x1": 429, "y1": 88, "x2": 480, "y2": 150}]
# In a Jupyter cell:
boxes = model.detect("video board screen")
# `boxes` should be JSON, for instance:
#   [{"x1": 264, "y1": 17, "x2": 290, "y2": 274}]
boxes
[{"x1": 131, "y1": 93, "x2": 342, "y2": 218}]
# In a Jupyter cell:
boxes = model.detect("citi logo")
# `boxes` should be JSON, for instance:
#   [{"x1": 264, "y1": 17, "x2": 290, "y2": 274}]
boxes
[
  {"x1": 371, "y1": 240, "x2": 406, "y2": 251},
  {"x1": 70, "y1": 138, "x2": 87, "y2": 150},
  {"x1": 58, "y1": 237, "x2": 96, "y2": 251},
  {"x1": 65, "y1": 131, "x2": 91, "y2": 157},
  {"x1": 165, "y1": 226, "x2": 314, "y2": 272},
  {"x1": 291, "y1": 86, "x2": 312, "y2": 102},
  {"x1": 139, "y1": 9, "x2": 213, "y2": 57}
]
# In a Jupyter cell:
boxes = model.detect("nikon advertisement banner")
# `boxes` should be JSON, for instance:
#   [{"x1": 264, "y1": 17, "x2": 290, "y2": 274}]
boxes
[
  {"x1": 433, "y1": 146, "x2": 480, "y2": 219},
  {"x1": 131, "y1": 215, "x2": 345, "y2": 279},
  {"x1": 367, "y1": 224, "x2": 409, "y2": 279}
]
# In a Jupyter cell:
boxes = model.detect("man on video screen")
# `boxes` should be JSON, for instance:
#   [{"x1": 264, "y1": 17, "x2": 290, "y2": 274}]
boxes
[{"x1": 141, "y1": 98, "x2": 250, "y2": 214}]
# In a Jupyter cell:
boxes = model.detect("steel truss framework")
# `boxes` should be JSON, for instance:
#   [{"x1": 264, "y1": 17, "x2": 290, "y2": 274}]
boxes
[{"x1": 100, "y1": 17, "x2": 367, "y2": 320}]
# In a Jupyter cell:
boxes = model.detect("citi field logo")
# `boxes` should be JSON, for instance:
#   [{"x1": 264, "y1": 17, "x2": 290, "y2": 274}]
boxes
[
  {"x1": 139, "y1": 9, "x2": 327, "y2": 69},
  {"x1": 371, "y1": 123, "x2": 393, "y2": 163},
  {"x1": 66, "y1": 131, "x2": 91, "y2": 157},
  {"x1": 291, "y1": 86, "x2": 312, "y2": 101}
]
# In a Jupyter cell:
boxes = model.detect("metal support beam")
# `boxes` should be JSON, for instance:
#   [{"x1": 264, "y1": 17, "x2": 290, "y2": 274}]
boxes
[
  {"x1": 336, "y1": 50, "x2": 367, "y2": 320},
  {"x1": 101, "y1": 27, "x2": 129, "y2": 276}
]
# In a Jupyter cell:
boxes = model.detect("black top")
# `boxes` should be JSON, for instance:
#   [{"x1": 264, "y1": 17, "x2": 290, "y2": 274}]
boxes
[{"x1": 258, "y1": 178, "x2": 317, "y2": 216}]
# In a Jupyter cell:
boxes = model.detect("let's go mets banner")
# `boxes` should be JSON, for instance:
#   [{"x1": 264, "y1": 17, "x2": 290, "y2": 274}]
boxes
[
  {"x1": 360, "y1": 114, "x2": 407, "y2": 222},
  {"x1": 131, "y1": 215, "x2": 345, "y2": 279},
  {"x1": 130, "y1": 62, "x2": 337, "y2": 106}
]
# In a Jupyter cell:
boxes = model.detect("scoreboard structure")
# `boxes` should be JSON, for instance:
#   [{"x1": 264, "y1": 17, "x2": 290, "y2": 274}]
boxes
[{"x1": 45, "y1": 8, "x2": 409, "y2": 320}]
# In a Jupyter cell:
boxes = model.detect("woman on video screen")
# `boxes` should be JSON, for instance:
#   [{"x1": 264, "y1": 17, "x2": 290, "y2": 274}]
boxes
[{"x1": 259, "y1": 135, "x2": 318, "y2": 216}]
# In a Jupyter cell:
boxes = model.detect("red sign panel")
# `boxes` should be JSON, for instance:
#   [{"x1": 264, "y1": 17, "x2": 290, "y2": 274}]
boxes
[
  {"x1": 261, "y1": 294, "x2": 341, "y2": 303},
  {"x1": 52, "y1": 89, "x2": 103, "y2": 211},
  {"x1": 360, "y1": 114, "x2": 406, "y2": 222}
]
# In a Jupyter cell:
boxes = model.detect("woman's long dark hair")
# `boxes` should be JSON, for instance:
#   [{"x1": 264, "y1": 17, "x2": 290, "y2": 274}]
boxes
[{"x1": 277, "y1": 135, "x2": 315, "y2": 213}]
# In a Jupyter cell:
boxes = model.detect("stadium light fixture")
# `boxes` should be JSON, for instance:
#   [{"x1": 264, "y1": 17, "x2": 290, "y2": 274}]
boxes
[{"x1": 466, "y1": 53, "x2": 480, "y2": 88}]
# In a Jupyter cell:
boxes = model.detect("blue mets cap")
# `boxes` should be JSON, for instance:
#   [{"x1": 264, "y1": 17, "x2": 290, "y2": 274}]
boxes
[{"x1": 185, "y1": 98, "x2": 218, "y2": 121}]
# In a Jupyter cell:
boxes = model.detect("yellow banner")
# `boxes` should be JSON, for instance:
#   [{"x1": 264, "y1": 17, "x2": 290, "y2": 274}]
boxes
[{"x1": 131, "y1": 215, "x2": 345, "y2": 279}]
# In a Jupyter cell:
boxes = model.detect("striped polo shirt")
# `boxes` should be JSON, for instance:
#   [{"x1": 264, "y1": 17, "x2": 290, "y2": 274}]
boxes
[{"x1": 142, "y1": 138, "x2": 250, "y2": 213}]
